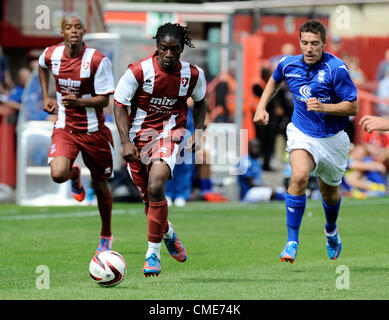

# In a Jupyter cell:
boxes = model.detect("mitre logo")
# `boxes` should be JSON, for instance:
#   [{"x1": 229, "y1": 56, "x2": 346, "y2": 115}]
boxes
[
  {"x1": 150, "y1": 97, "x2": 177, "y2": 110},
  {"x1": 58, "y1": 78, "x2": 81, "y2": 89}
]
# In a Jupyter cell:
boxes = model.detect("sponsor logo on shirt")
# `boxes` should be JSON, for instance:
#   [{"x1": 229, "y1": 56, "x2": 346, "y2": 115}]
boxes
[
  {"x1": 285, "y1": 73, "x2": 301, "y2": 78},
  {"x1": 143, "y1": 78, "x2": 153, "y2": 90},
  {"x1": 296, "y1": 85, "x2": 331, "y2": 103},
  {"x1": 299, "y1": 85, "x2": 312, "y2": 98},
  {"x1": 149, "y1": 96, "x2": 177, "y2": 111},
  {"x1": 58, "y1": 78, "x2": 81, "y2": 93}
]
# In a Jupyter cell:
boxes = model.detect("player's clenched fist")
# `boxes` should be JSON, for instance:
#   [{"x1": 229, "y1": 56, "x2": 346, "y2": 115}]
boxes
[
  {"x1": 122, "y1": 141, "x2": 140, "y2": 163},
  {"x1": 43, "y1": 97, "x2": 58, "y2": 114},
  {"x1": 253, "y1": 108, "x2": 269, "y2": 126},
  {"x1": 306, "y1": 97, "x2": 325, "y2": 113}
]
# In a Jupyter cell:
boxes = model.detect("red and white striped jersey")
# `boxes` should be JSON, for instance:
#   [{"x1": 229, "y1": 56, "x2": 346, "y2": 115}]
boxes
[
  {"x1": 39, "y1": 43, "x2": 115, "y2": 132},
  {"x1": 114, "y1": 52, "x2": 207, "y2": 148}
]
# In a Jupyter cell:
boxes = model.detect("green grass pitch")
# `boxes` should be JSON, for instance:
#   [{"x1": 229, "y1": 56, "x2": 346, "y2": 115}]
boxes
[{"x1": 0, "y1": 198, "x2": 388, "y2": 300}]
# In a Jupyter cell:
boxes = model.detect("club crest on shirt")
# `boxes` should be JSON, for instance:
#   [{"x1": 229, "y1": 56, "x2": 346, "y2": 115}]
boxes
[
  {"x1": 181, "y1": 77, "x2": 189, "y2": 87},
  {"x1": 82, "y1": 61, "x2": 90, "y2": 70},
  {"x1": 49, "y1": 143, "x2": 56, "y2": 155},
  {"x1": 318, "y1": 70, "x2": 325, "y2": 83}
]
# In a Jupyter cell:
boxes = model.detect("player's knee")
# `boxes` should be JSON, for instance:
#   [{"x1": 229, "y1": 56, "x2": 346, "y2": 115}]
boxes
[
  {"x1": 147, "y1": 180, "x2": 165, "y2": 201},
  {"x1": 291, "y1": 170, "x2": 310, "y2": 188},
  {"x1": 50, "y1": 168, "x2": 69, "y2": 183}
]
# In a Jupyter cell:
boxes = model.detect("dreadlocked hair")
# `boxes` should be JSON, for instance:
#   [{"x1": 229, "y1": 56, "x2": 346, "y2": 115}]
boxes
[{"x1": 153, "y1": 23, "x2": 195, "y2": 48}]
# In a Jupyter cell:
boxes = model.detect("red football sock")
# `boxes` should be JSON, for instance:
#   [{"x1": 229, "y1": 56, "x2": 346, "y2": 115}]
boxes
[
  {"x1": 68, "y1": 166, "x2": 80, "y2": 182},
  {"x1": 97, "y1": 189, "x2": 112, "y2": 237},
  {"x1": 147, "y1": 199, "x2": 169, "y2": 243}
]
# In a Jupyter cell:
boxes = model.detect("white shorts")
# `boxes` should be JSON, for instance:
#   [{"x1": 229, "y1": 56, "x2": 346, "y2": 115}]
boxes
[{"x1": 286, "y1": 122, "x2": 350, "y2": 186}]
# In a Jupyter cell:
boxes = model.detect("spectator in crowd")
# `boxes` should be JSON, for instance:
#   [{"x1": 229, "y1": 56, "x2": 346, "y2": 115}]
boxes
[
  {"x1": 327, "y1": 35, "x2": 344, "y2": 58},
  {"x1": 4, "y1": 68, "x2": 31, "y2": 116},
  {"x1": 376, "y1": 65, "x2": 389, "y2": 116},
  {"x1": 342, "y1": 144, "x2": 387, "y2": 198},
  {"x1": 191, "y1": 110, "x2": 228, "y2": 202},
  {"x1": 376, "y1": 48, "x2": 389, "y2": 82},
  {"x1": 362, "y1": 130, "x2": 389, "y2": 170},
  {"x1": 208, "y1": 71, "x2": 237, "y2": 123},
  {"x1": 237, "y1": 138, "x2": 285, "y2": 203},
  {"x1": 0, "y1": 45, "x2": 14, "y2": 98},
  {"x1": 343, "y1": 54, "x2": 367, "y2": 87},
  {"x1": 269, "y1": 43, "x2": 296, "y2": 69}
]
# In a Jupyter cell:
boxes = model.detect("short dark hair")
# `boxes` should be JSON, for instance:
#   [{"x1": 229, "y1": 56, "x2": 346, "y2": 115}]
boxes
[
  {"x1": 153, "y1": 23, "x2": 195, "y2": 48},
  {"x1": 299, "y1": 20, "x2": 327, "y2": 43}
]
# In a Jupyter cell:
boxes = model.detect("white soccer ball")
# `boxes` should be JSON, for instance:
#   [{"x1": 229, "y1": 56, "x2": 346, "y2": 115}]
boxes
[{"x1": 89, "y1": 250, "x2": 127, "y2": 287}]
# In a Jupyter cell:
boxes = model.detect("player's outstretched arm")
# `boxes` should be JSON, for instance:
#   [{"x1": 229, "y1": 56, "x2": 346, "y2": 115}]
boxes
[
  {"x1": 38, "y1": 65, "x2": 57, "y2": 114},
  {"x1": 359, "y1": 115, "x2": 389, "y2": 133},
  {"x1": 193, "y1": 99, "x2": 207, "y2": 131},
  {"x1": 253, "y1": 77, "x2": 281, "y2": 126},
  {"x1": 191, "y1": 98, "x2": 207, "y2": 152}
]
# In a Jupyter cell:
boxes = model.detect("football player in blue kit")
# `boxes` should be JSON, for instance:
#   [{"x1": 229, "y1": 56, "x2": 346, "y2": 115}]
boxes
[{"x1": 254, "y1": 20, "x2": 358, "y2": 263}]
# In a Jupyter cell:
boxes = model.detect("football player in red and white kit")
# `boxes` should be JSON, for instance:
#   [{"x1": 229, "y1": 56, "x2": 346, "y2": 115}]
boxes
[
  {"x1": 38, "y1": 15, "x2": 115, "y2": 253},
  {"x1": 114, "y1": 23, "x2": 207, "y2": 277}
]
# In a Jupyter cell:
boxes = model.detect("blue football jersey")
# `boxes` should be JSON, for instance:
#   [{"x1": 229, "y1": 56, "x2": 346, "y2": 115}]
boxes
[{"x1": 273, "y1": 52, "x2": 357, "y2": 137}]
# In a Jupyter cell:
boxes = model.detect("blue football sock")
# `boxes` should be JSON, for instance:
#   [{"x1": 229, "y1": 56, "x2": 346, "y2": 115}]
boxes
[
  {"x1": 323, "y1": 197, "x2": 341, "y2": 234},
  {"x1": 199, "y1": 178, "x2": 212, "y2": 193},
  {"x1": 285, "y1": 193, "x2": 306, "y2": 243}
]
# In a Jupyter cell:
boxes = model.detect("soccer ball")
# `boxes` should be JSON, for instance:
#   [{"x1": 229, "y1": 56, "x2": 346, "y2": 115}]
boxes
[{"x1": 89, "y1": 250, "x2": 127, "y2": 287}]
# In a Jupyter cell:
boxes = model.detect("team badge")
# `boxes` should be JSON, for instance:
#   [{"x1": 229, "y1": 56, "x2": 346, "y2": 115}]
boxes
[
  {"x1": 318, "y1": 70, "x2": 325, "y2": 83},
  {"x1": 82, "y1": 61, "x2": 90, "y2": 70},
  {"x1": 181, "y1": 77, "x2": 189, "y2": 87},
  {"x1": 49, "y1": 143, "x2": 56, "y2": 155}
]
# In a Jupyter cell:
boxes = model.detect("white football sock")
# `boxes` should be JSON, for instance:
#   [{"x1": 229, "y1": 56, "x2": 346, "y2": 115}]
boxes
[
  {"x1": 146, "y1": 241, "x2": 161, "y2": 260},
  {"x1": 163, "y1": 222, "x2": 174, "y2": 240}
]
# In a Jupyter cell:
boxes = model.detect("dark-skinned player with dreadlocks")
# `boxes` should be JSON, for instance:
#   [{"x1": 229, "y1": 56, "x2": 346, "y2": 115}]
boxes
[{"x1": 114, "y1": 23, "x2": 207, "y2": 277}]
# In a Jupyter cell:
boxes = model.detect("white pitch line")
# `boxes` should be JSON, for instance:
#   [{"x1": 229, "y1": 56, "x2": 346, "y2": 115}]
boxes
[{"x1": 0, "y1": 208, "x2": 138, "y2": 221}]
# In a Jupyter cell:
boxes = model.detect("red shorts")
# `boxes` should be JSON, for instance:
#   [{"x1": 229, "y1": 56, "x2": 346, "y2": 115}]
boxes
[
  {"x1": 48, "y1": 126, "x2": 114, "y2": 180},
  {"x1": 127, "y1": 140, "x2": 180, "y2": 203}
]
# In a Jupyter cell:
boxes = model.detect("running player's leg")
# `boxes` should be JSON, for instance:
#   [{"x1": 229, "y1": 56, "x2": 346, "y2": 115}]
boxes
[
  {"x1": 80, "y1": 126, "x2": 114, "y2": 252},
  {"x1": 92, "y1": 177, "x2": 113, "y2": 252},
  {"x1": 281, "y1": 149, "x2": 315, "y2": 263},
  {"x1": 143, "y1": 161, "x2": 170, "y2": 277},
  {"x1": 48, "y1": 129, "x2": 83, "y2": 199},
  {"x1": 317, "y1": 178, "x2": 342, "y2": 260}
]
